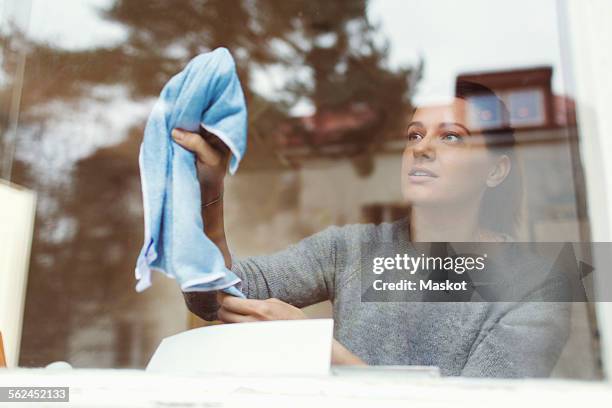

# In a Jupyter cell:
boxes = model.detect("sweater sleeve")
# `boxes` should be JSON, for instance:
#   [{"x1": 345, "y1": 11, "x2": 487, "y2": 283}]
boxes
[
  {"x1": 461, "y1": 301, "x2": 570, "y2": 378},
  {"x1": 462, "y1": 242, "x2": 577, "y2": 378},
  {"x1": 183, "y1": 225, "x2": 341, "y2": 320},
  {"x1": 232, "y1": 225, "x2": 341, "y2": 307},
  {"x1": 461, "y1": 268, "x2": 572, "y2": 379}
]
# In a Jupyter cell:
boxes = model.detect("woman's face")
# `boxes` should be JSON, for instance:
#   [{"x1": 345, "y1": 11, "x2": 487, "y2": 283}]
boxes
[{"x1": 401, "y1": 98, "x2": 505, "y2": 209}]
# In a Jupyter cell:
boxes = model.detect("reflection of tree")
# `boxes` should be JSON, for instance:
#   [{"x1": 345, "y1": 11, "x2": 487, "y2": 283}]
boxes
[{"x1": 1, "y1": 0, "x2": 416, "y2": 367}]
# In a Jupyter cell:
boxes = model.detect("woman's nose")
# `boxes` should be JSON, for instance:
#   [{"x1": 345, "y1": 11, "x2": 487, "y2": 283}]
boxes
[{"x1": 412, "y1": 132, "x2": 436, "y2": 160}]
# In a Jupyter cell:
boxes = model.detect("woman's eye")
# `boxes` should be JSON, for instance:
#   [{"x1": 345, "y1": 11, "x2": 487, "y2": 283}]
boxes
[
  {"x1": 442, "y1": 132, "x2": 463, "y2": 143},
  {"x1": 406, "y1": 132, "x2": 423, "y2": 142}
]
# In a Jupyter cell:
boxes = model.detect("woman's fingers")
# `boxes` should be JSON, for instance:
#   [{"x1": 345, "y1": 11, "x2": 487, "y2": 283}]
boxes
[
  {"x1": 220, "y1": 296, "x2": 269, "y2": 317},
  {"x1": 216, "y1": 292, "x2": 263, "y2": 322},
  {"x1": 216, "y1": 291, "x2": 229, "y2": 305},
  {"x1": 217, "y1": 294, "x2": 306, "y2": 321},
  {"x1": 217, "y1": 307, "x2": 259, "y2": 323},
  {"x1": 171, "y1": 128, "x2": 222, "y2": 166}
]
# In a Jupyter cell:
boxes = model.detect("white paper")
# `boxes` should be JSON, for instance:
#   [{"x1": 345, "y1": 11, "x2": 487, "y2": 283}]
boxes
[
  {"x1": 147, "y1": 318, "x2": 333, "y2": 376},
  {"x1": 0, "y1": 181, "x2": 36, "y2": 367}
]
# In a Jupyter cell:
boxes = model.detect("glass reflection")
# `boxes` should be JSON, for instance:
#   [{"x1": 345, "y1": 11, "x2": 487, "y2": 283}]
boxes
[{"x1": 0, "y1": 0, "x2": 601, "y2": 379}]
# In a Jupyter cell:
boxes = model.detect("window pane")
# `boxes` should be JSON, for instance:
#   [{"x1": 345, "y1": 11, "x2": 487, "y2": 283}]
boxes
[{"x1": 0, "y1": 0, "x2": 603, "y2": 381}]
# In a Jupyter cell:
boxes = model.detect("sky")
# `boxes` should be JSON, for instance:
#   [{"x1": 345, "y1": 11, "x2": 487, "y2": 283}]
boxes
[
  {"x1": 368, "y1": 0, "x2": 568, "y2": 104},
  {"x1": 1, "y1": 0, "x2": 124, "y2": 48},
  {"x1": 3, "y1": 0, "x2": 569, "y2": 104}
]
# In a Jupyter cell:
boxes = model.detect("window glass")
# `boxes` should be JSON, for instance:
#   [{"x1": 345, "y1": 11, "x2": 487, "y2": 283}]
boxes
[{"x1": 0, "y1": 0, "x2": 603, "y2": 380}]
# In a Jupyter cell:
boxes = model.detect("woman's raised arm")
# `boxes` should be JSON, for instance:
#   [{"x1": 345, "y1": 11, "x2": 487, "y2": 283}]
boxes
[
  {"x1": 172, "y1": 128, "x2": 233, "y2": 320},
  {"x1": 172, "y1": 127, "x2": 231, "y2": 265}
]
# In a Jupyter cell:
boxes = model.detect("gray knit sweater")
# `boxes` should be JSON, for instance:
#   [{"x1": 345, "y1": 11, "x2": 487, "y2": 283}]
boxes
[{"x1": 184, "y1": 219, "x2": 570, "y2": 378}]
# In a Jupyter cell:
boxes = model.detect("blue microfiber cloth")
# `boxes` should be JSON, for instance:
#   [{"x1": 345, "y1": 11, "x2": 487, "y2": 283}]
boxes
[{"x1": 135, "y1": 47, "x2": 246, "y2": 297}]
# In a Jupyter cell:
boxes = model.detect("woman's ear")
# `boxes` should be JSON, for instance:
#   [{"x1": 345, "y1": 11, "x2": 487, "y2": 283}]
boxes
[{"x1": 486, "y1": 155, "x2": 511, "y2": 188}]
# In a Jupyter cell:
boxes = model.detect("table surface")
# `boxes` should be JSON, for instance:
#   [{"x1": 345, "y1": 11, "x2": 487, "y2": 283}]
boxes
[{"x1": 1, "y1": 368, "x2": 611, "y2": 407}]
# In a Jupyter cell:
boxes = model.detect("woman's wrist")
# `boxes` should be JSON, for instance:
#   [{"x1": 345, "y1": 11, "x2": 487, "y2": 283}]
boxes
[
  {"x1": 202, "y1": 181, "x2": 224, "y2": 202},
  {"x1": 203, "y1": 190, "x2": 223, "y2": 207},
  {"x1": 200, "y1": 180, "x2": 230, "y2": 267}
]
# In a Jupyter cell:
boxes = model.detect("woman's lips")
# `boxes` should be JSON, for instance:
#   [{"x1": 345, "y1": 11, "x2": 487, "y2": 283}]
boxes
[{"x1": 408, "y1": 167, "x2": 438, "y2": 183}]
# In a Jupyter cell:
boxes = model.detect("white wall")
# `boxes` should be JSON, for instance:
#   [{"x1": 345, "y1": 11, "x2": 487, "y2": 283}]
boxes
[{"x1": 561, "y1": 0, "x2": 612, "y2": 380}]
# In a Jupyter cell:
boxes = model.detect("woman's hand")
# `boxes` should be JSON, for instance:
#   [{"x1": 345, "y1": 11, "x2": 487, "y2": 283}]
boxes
[
  {"x1": 216, "y1": 293, "x2": 306, "y2": 323},
  {"x1": 171, "y1": 128, "x2": 229, "y2": 198}
]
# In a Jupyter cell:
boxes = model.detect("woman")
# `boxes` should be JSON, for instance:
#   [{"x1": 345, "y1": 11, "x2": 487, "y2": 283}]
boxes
[{"x1": 172, "y1": 81, "x2": 569, "y2": 377}]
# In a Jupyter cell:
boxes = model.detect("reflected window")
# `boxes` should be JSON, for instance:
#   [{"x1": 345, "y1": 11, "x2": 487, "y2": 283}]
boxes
[
  {"x1": 466, "y1": 93, "x2": 504, "y2": 129},
  {"x1": 507, "y1": 87, "x2": 546, "y2": 127}
]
